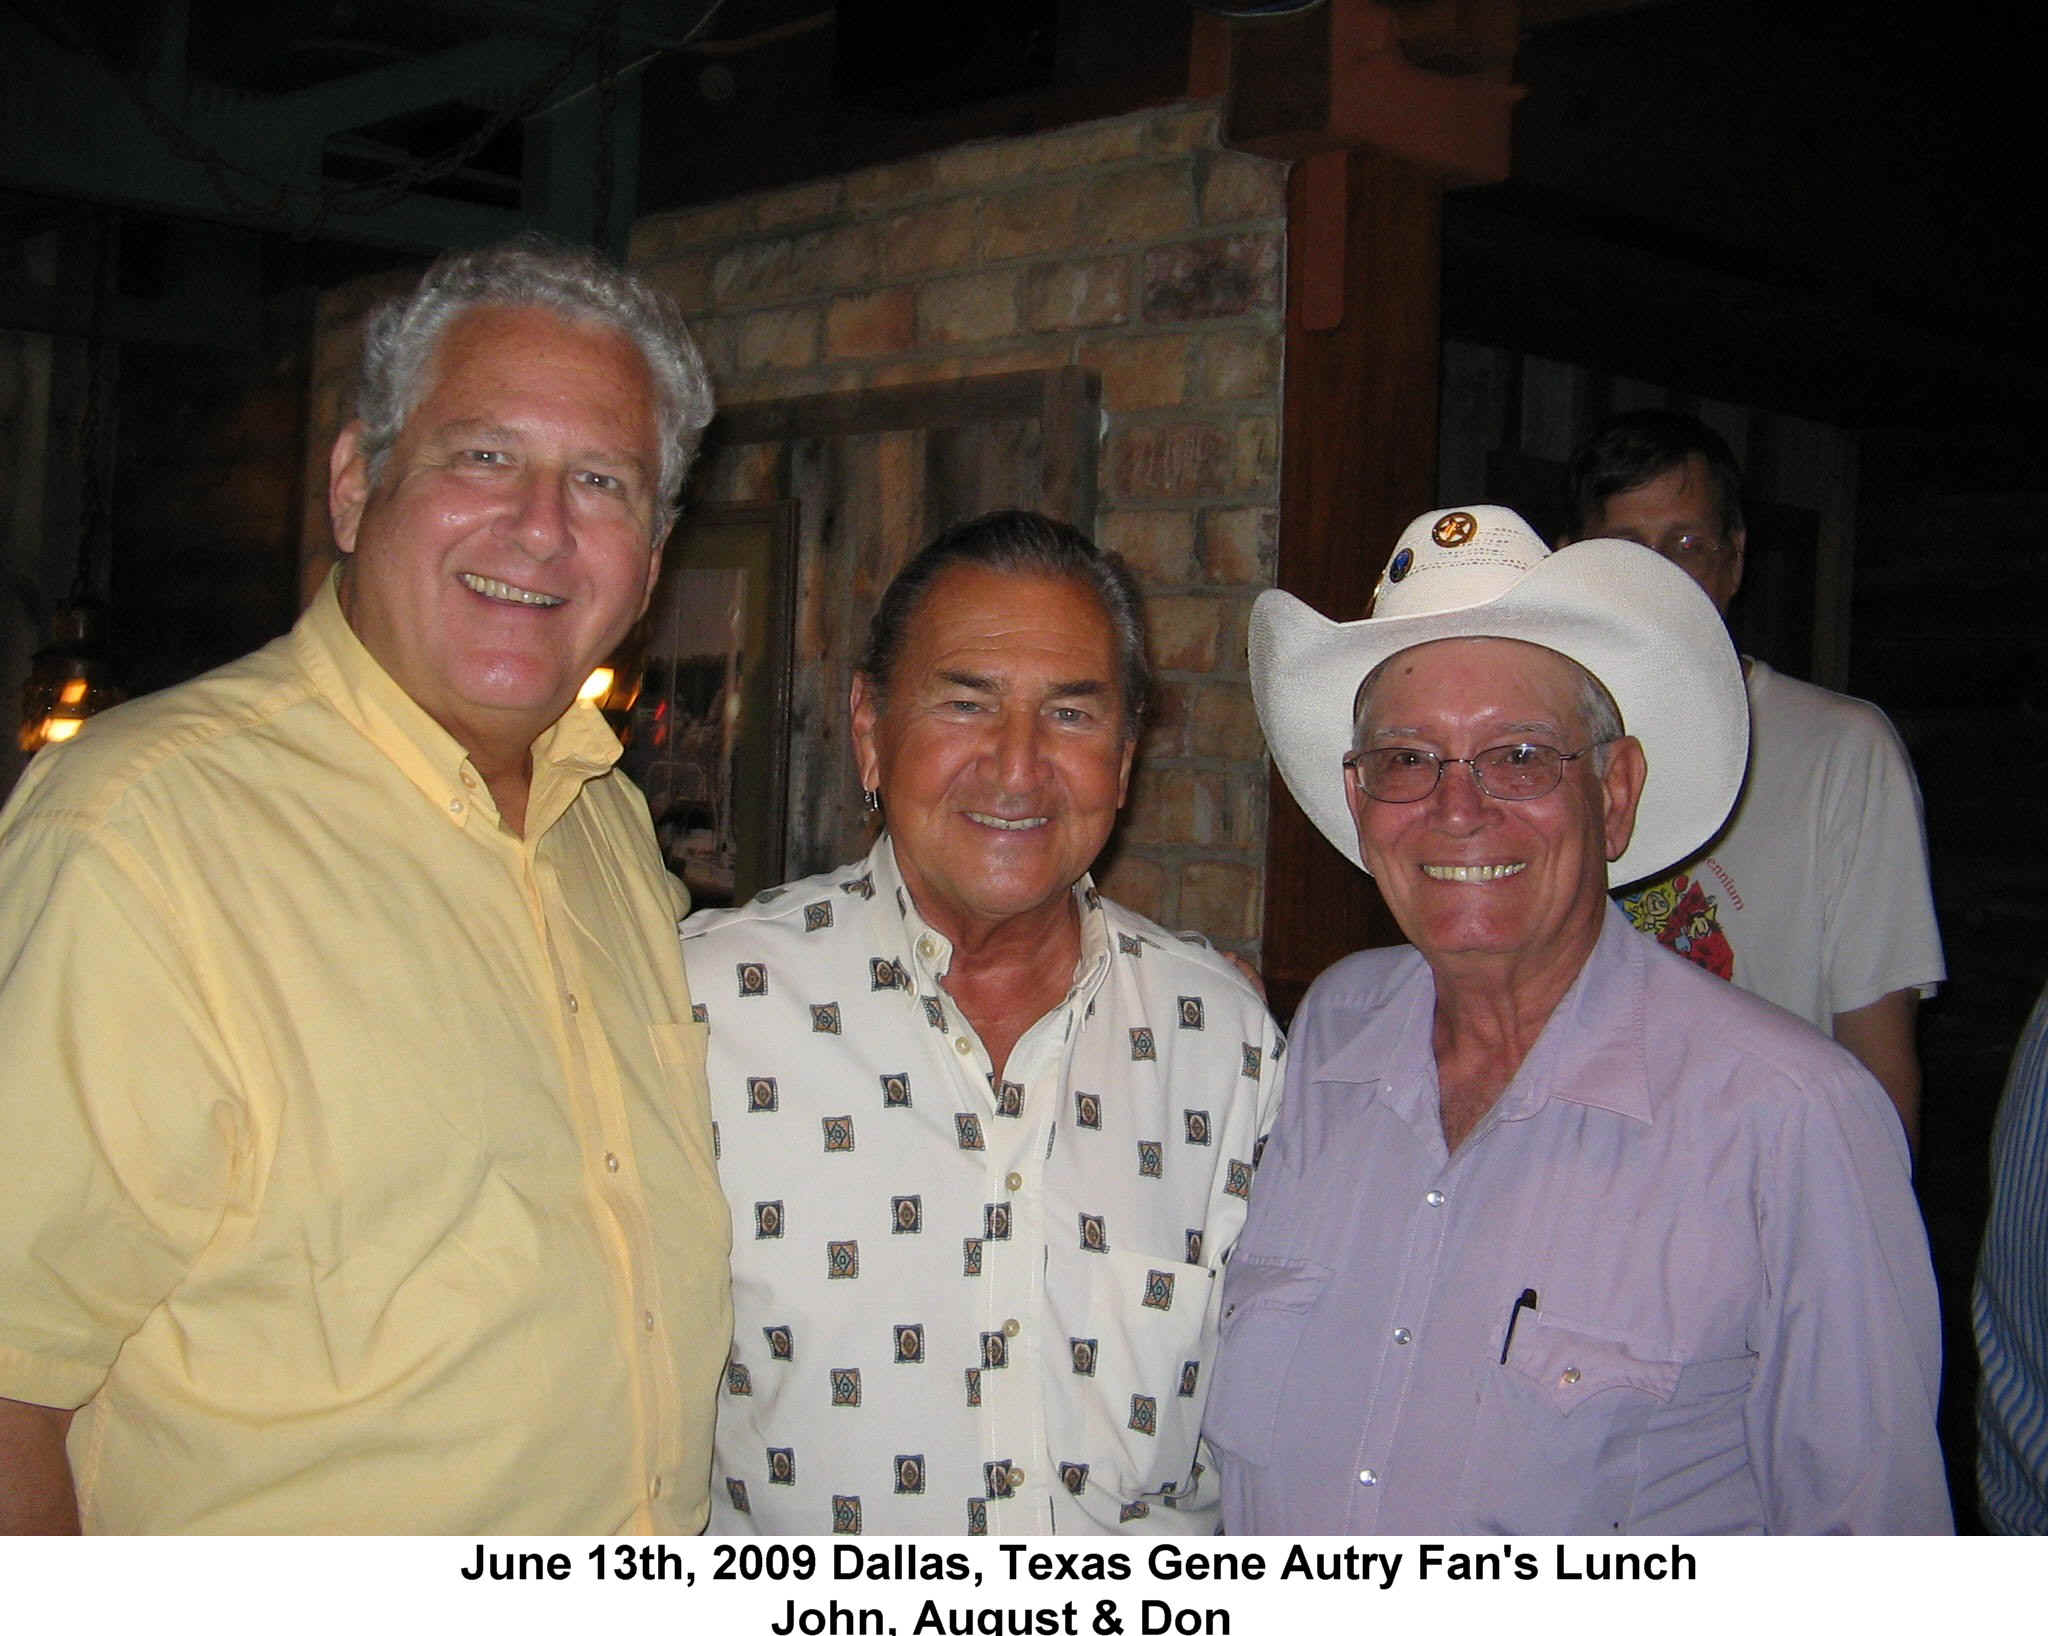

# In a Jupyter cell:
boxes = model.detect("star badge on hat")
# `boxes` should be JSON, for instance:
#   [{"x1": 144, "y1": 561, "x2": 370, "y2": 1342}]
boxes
[{"x1": 1431, "y1": 510, "x2": 1478, "y2": 548}]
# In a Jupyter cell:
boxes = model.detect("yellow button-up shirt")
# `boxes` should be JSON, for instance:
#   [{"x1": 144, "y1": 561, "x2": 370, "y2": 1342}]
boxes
[{"x1": 0, "y1": 572, "x2": 731, "y2": 1533}]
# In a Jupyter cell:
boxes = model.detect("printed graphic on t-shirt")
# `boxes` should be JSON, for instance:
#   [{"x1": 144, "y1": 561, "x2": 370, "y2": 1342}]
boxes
[{"x1": 1619, "y1": 870, "x2": 1734, "y2": 981}]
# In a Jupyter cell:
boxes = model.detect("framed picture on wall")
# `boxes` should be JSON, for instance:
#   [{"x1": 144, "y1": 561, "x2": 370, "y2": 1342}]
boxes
[{"x1": 615, "y1": 500, "x2": 797, "y2": 910}]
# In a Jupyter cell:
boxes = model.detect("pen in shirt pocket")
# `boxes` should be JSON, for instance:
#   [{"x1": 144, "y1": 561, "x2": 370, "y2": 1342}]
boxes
[{"x1": 1498, "y1": 1287, "x2": 1538, "y2": 1364}]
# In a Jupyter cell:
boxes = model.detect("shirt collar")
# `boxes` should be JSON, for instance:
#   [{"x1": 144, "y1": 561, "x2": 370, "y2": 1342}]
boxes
[
  {"x1": 1491, "y1": 904, "x2": 1655, "y2": 1125},
  {"x1": 289, "y1": 564, "x2": 621, "y2": 837},
  {"x1": 1312, "y1": 902, "x2": 1655, "y2": 1130},
  {"x1": 1315, "y1": 972, "x2": 1438, "y2": 1129},
  {"x1": 870, "y1": 834, "x2": 1112, "y2": 1001}
]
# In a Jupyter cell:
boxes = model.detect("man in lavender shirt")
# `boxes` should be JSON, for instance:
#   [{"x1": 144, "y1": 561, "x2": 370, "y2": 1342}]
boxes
[{"x1": 1209, "y1": 505, "x2": 1949, "y2": 1533}]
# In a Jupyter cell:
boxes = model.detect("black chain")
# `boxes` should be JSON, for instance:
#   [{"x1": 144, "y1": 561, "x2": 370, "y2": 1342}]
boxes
[
  {"x1": 73, "y1": 210, "x2": 118, "y2": 604},
  {"x1": 594, "y1": 3, "x2": 618, "y2": 250}
]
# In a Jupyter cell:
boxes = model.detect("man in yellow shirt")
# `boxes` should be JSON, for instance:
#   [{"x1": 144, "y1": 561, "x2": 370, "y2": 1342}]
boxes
[{"x1": 0, "y1": 240, "x2": 732, "y2": 1533}]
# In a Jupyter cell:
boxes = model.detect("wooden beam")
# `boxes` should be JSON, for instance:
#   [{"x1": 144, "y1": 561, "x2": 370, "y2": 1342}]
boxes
[
  {"x1": 1207, "y1": 5, "x2": 1472, "y2": 1011},
  {"x1": 1261, "y1": 148, "x2": 1445, "y2": 1017},
  {"x1": 1220, "y1": 0, "x2": 1522, "y2": 184}
]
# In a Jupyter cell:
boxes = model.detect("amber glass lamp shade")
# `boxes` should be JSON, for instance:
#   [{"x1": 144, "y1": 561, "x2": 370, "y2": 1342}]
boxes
[{"x1": 20, "y1": 600, "x2": 124, "y2": 753}]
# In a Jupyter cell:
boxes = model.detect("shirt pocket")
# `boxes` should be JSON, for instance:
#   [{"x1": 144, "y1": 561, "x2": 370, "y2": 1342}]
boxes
[
  {"x1": 647, "y1": 1017, "x2": 714, "y2": 1122},
  {"x1": 649, "y1": 1017, "x2": 709, "y2": 1074},
  {"x1": 1491, "y1": 1319, "x2": 1759, "y2": 1531},
  {"x1": 1471, "y1": 1318, "x2": 1688, "y2": 1530},
  {"x1": 1502, "y1": 1320, "x2": 1684, "y2": 1414},
  {"x1": 1043, "y1": 1242, "x2": 1218, "y2": 1503},
  {"x1": 1199, "y1": 1254, "x2": 1332, "y2": 1467}
]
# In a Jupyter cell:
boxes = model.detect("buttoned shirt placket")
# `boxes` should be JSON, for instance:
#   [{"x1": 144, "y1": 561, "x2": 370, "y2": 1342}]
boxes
[
  {"x1": 896, "y1": 895, "x2": 1112, "y2": 1534},
  {"x1": 1323, "y1": 1016, "x2": 1561, "y2": 1531},
  {"x1": 445, "y1": 749, "x2": 686, "y2": 1530}
]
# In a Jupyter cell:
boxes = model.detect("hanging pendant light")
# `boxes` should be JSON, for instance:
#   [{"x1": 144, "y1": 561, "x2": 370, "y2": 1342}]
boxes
[
  {"x1": 20, "y1": 596, "x2": 124, "y2": 752},
  {"x1": 21, "y1": 212, "x2": 125, "y2": 754}
]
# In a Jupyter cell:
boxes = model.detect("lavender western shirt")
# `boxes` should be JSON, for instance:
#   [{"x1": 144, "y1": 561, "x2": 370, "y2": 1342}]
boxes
[{"x1": 1204, "y1": 904, "x2": 1950, "y2": 1534}]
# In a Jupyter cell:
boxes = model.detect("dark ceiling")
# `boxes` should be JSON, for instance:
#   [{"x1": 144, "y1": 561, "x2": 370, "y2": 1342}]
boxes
[
  {"x1": 1, "y1": 0, "x2": 2042, "y2": 427},
  {"x1": 1448, "y1": 0, "x2": 2048, "y2": 426}
]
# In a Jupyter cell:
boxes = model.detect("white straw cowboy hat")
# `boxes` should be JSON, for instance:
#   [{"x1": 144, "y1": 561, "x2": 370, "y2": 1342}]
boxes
[{"x1": 1248, "y1": 504, "x2": 1748, "y2": 888}]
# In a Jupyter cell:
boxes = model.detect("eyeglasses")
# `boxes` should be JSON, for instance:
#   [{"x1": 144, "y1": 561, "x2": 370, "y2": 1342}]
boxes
[
  {"x1": 1343, "y1": 742, "x2": 1608, "y2": 804},
  {"x1": 1647, "y1": 531, "x2": 1732, "y2": 560}
]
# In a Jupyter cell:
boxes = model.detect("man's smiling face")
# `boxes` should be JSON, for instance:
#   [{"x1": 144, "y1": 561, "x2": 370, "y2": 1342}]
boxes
[
  {"x1": 1349, "y1": 637, "x2": 1643, "y2": 987},
  {"x1": 851, "y1": 566, "x2": 1135, "y2": 949},
  {"x1": 329, "y1": 303, "x2": 664, "y2": 759}
]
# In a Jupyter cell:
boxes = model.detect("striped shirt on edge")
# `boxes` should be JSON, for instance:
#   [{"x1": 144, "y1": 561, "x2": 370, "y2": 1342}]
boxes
[{"x1": 1976, "y1": 981, "x2": 2048, "y2": 1534}]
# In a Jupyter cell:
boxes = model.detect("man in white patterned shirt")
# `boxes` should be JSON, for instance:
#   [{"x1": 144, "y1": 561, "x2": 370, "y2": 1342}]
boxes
[{"x1": 683, "y1": 509, "x2": 1282, "y2": 1535}]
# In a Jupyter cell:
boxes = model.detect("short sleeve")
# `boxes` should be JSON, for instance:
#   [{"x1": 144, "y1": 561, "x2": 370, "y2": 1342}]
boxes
[
  {"x1": 1816, "y1": 704, "x2": 1944, "y2": 1016},
  {"x1": 0, "y1": 810, "x2": 245, "y2": 1408}
]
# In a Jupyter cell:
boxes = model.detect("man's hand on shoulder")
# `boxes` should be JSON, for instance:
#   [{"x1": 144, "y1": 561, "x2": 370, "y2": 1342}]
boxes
[
  {"x1": 0, "y1": 1397, "x2": 78, "y2": 1534},
  {"x1": 1219, "y1": 950, "x2": 1267, "y2": 1002}
]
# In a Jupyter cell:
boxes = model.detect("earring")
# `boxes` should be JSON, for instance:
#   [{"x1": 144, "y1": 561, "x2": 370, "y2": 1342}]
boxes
[{"x1": 862, "y1": 787, "x2": 881, "y2": 813}]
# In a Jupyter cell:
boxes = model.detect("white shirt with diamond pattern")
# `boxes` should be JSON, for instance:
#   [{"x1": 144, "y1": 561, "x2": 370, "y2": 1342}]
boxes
[{"x1": 682, "y1": 836, "x2": 1283, "y2": 1535}]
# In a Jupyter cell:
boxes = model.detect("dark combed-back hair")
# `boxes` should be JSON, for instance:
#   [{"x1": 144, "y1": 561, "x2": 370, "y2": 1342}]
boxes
[
  {"x1": 858, "y1": 508, "x2": 1152, "y2": 739},
  {"x1": 353, "y1": 234, "x2": 713, "y2": 540},
  {"x1": 1567, "y1": 409, "x2": 1746, "y2": 540}
]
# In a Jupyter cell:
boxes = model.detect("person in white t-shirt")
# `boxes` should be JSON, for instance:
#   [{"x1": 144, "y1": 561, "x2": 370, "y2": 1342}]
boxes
[{"x1": 1566, "y1": 410, "x2": 1943, "y2": 1155}]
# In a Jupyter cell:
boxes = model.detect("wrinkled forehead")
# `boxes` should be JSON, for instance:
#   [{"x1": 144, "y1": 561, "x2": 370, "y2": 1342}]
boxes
[
  {"x1": 904, "y1": 565, "x2": 1117, "y2": 662},
  {"x1": 1351, "y1": 636, "x2": 1597, "y2": 730}
]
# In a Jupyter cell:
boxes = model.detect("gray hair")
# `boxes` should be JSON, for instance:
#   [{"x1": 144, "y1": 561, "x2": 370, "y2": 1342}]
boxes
[
  {"x1": 1352, "y1": 642, "x2": 1624, "y2": 769},
  {"x1": 858, "y1": 508, "x2": 1152, "y2": 740},
  {"x1": 354, "y1": 235, "x2": 713, "y2": 540}
]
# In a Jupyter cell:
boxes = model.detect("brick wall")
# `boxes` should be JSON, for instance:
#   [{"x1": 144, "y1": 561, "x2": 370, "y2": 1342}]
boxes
[{"x1": 630, "y1": 102, "x2": 1288, "y2": 953}]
